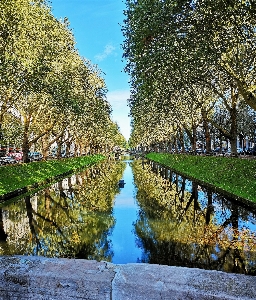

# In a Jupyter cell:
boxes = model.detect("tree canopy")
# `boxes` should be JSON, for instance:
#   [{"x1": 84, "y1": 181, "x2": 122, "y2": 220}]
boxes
[
  {"x1": 0, "y1": 0, "x2": 126, "y2": 161},
  {"x1": 122, "y1": 0, "x2": 256, "y2": 153}
]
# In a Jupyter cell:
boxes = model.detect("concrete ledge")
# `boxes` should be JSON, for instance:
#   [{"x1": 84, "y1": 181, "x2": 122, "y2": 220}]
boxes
[{"x1": 0, "y1": 256, "x2": 255, "y2": 300}]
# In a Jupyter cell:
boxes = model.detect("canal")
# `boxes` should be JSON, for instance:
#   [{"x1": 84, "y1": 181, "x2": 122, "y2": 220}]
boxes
[{"x1": 0, "y1": 157, "x2": 255, "y2": 275}]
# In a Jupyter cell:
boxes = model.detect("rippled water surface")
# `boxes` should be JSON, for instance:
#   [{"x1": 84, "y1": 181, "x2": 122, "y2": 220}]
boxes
[{"x1": 0, "y1": 158, "x2": 255, "y2": 275}]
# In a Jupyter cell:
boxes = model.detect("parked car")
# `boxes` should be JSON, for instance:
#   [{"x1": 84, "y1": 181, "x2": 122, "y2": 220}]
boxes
[
  {"x1": 237, "y1": 147, "x2": 244, "y2": 155},
  {"x1": 28, "y1": 152, "x2": 42, "y2": 161},
  {"x1": 213, "y1": 147, "x2": 225, "y2": 155},
  {"x1": 245, "y1": 147, "x2": 253, "y2": 155},
  {"x1": 224, "y1": 149, "x2": 232, "y2": 156},
  {"x1": 196, "y1": 148, "x2": 203, "y2": 154},
  {"x1": 213, "y1": 147, "x2": 220, "y2": 153},
  {"x1": 0, "y1": 156, "x2": 17, "y2": 165},
  {"x1": 12, "y1": 151, "x2": 23, "y2": 161},
  {"x1": 252, "y1": 146, "x2": 256, "y2": 156},
  {"x1": 224, "y1": 148, "x2": 245, "y2": 156}
]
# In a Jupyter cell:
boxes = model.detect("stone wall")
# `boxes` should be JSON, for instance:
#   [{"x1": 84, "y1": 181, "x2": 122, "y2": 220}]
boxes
[{"x1": 0, "y1": 256, "x2": 255, "y2": 300}]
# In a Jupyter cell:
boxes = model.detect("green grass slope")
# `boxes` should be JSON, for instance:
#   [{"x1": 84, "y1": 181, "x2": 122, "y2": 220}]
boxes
[
  {"x1": 0, "y1": 155, "x2": 105, "y2": 196},
  {"x1": 146, "y1": 153, "x2": 256, "y2": 203}
]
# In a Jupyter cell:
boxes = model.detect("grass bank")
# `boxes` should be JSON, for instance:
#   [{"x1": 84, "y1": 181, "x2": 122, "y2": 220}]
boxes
[
  {"x1": 0, "y1": 154, "x2": 105, "y2": 197},
  {"x1": 146, "y1": 153, "x2": 256, "y2": 203}
]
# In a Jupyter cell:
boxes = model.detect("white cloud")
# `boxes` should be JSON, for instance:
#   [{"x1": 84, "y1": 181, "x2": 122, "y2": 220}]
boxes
[
  {"x1": 95, "y1": 44, "x2": 116, "y2": 62},
  {"x1": 106, "y1": 90, "x2": 131, "y2": 141},
  {"x1": 107, "y1": 90, "x2": 130, "y2": 109}
]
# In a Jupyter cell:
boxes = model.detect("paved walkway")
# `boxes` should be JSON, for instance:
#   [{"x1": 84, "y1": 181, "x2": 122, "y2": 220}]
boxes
[{"x1": 0, "y1": 256, "x2": 255, "y2": 299}]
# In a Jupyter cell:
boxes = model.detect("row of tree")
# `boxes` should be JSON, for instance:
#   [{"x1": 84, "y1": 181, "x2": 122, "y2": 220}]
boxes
[
  {"x1": 0, "y1": 0, "x2": 126, "y2": 162},
  {"x1": 122, "y1": 0, "x2": 256, "y2": 154}
]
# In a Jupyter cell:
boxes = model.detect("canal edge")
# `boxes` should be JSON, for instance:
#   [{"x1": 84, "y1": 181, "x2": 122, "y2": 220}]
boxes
[
  {"x1": 0, "y1": 160, "x2": 103, "y2": 203},
  {"x1": 147, "y1": 159, "x2": 256, "y2": 211}
]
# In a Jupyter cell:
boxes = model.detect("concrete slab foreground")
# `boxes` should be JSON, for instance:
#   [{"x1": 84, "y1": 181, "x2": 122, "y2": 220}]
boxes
[
  {"x1": 112, "y1": 263, "x2": 256, "y2": 300},
  {"x1": 0, "y1": 256, "x2": 255, "y2": 300}
]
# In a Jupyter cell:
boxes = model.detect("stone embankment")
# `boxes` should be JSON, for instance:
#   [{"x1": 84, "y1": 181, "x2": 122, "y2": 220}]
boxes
[{"x1": 0, "y1": 256, "x2": 255, "y2": 300}]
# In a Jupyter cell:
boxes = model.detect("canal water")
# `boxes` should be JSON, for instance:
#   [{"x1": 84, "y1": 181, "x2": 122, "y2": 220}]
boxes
[
  {"x1": 110, "y1": 160, "x2": 143, "y2": 263},
  {"x1": 0, "y1": 158, "x2": 255, "y2": 275}
]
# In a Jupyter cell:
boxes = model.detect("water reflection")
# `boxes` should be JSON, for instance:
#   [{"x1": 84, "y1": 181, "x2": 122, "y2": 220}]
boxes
[
  {"x1": 110, "y1": 160, "x2": 143, "y2": 263},
  {"x1": 132, "y1": 160, "x2": 256, "y2": 275},
  {"x1": 0, "y1": 162, "x2": 126, "y2": 261},
  {"x1": 0, "y1": 158, "x2": 255, "y2": 276}
]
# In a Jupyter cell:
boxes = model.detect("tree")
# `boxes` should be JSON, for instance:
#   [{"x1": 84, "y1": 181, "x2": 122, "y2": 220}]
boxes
[
  {"x1": 0, "y1": 0, "x2": 125, "y2": 160},
  {"x1": 122, "y1": 0, "x2": 256, "y2": 150}
]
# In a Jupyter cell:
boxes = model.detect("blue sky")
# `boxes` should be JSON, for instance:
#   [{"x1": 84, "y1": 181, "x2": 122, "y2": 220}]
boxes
[{"x1": 50, "y1": 0, "x2": 131, "y2": 140}]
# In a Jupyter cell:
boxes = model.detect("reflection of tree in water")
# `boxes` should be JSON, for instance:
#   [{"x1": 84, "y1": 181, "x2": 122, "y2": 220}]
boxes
[
  {"x1": 0, "y1": 209, "x2": 7, "y2": 242},
  {"x1": 0, "y1": 161, "x2": 126, "y2": 261},
  {"x1": 132, "y1": 161, "x2": 256, "y2": 275}
]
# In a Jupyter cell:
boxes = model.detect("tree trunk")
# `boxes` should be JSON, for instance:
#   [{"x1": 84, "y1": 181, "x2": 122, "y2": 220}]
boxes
[
  {"x1": 230, "y1": 106, "x2": 238, "y2": 155},
  {"x1": 179, "y1": 127, "x2": 185, "y2": 153},
  {"x1": 0, "y1": 209, "x2": 7, "y2": 241},
  {"x1": 56, "y1": 140, "x2": 62, "y2": 159},
  {"x1": 206, "y1": 191, "x2": 213, "y2": 225},
  {"x1": 202, "y1": 110, "x2": 211, "y2": 153},
  {"x1": 174, "y1": 137, "x2": 178, "y2": 153},
  {"x1": 0, "y1": 123, "x2": 3, "y2": 142},
  {"x1": 236, "y1": 80, "x2": 256, "y2": 111},
  {"x1": 45, "y1": 189, "x2": 51, "y2": 211},
  {"x1": 230, "y1": 138, "x2": 237, "y2": 155},
  {"x1": 74, "y1": 143, "x2": 78, "y2": 156},
  {"x1": 192, "y1": 125, "x2": 197, "y2": 152},
  {"x1": 41, "y1": 135, "x2": 49, "y2": 160},
  {"x1": 66, "y1": 141, "x2": 71, "y2": 157},
  {"x1": 22, "y1": 118, "x2": 30, "y2": 163},
  {"x1": 184, "y1": 124, "x2": 197, "y2": 153}
]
